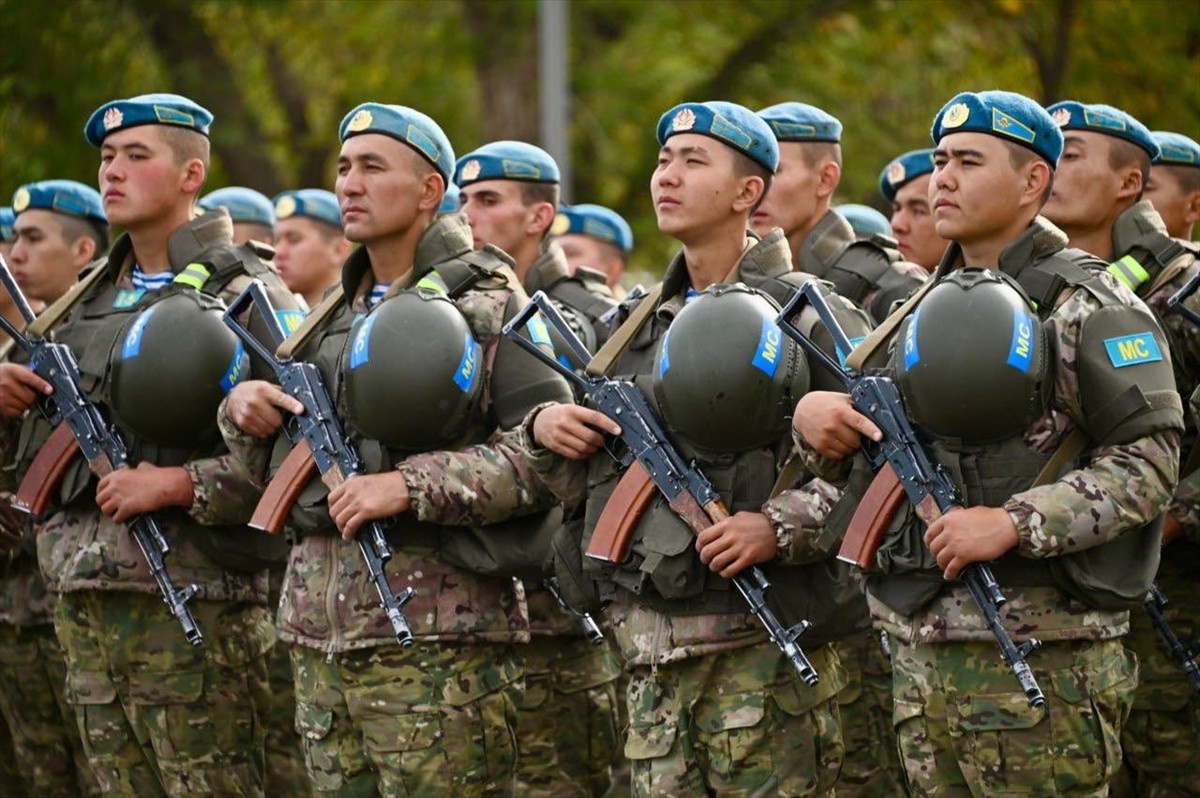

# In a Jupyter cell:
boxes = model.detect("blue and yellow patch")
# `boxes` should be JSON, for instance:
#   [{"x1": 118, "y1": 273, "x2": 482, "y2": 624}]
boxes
[
  {"x1": 710, "y1": 113, "x2": 753, "y2": 152},
  {"x1": 836, "y1": 336, "x2": 865, "y2": 368},
  {"x1": 903, "y1": 307, "x2": 922, "y2": 370},
  {"x1": 349, "y1": 313, "x2": 379, "y2": 370},
  {"x1": 1104, "y1": 332, "x2": 1162, "y2": 368},
  {"x1": 219, "y1": 342, "x2": 248, "y2": 393},
  {"x1": 113, "y1": 288, "x2": 146, "y2": 309},
  {"x1": 1083, "y1": 107, "x2": 1126, "y2": 132},
  {"x1": 750, "y1": 316, "x2": 783, "y2": 378},
  {"x1": 453, "y1": 331, "x2": 481, "y2": 393},
  {"x1": 276, "y1": 309, "x2": 305, "y2": 337},
  {"x1": 1006, "y1": 307, "x2": 1036, "y2": 372},
  {"x1": 121, "y1": 307, "x2": 155, "y2": 360},
  {"x1": 992, "y1": 108, "x2": 1035, "y2": 144}
]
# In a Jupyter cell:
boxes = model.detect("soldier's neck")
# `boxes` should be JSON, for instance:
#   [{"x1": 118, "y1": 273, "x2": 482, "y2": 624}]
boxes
[
  {"x1": 958, "y1": 216, "x2": 1037, "y2": 268},
  {"x1": 364, "y1": 220, "x2": 430, "y2": 284},
  {"x1": 128, "y1": 207, "x2": 195, "y2": 274},
  {"x1": 508, "y1": 238, "x2": 542, "y2": 284},
  {"x1": 786, "y1": 203, "x2": 831, "y2": 264},
  {"x1": 680, "y1": 222, "x2": 751, "y2": 292},
  {"x1": 1060, "y1": 224, "x2": 1116, "y2": 262}
]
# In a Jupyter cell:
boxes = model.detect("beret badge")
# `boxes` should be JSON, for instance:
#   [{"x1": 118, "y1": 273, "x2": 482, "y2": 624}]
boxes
[
  {"x1": 672, "y1": 108, "x2": 697, "y2": 132},
  {"x1": 942, "y1": 103, "x2": 970, "y2": 129},
  {"x1": 886, "y1": 161, "x2": 906, "y2": 186},
  {"x1": 346, "y1": 109, "x2": 373, "y2": 133},
  {"x1": 460, "y1": 159, "x2": 482, "y2": 182},
  {"x1": 11, "y1": 188, "x2": 30, "y2": 214},
  {"x1": 103, "y1": 106, "x2": 124, "y2": 132},
  {"x1": 1051, "y1": 108, "x2": 1072, "y2": 128}
]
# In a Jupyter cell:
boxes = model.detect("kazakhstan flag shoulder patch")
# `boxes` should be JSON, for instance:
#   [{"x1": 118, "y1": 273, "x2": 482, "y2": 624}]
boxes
[{"x1": 1104, "y1": 332, "x2": 1162, "y2": 368}]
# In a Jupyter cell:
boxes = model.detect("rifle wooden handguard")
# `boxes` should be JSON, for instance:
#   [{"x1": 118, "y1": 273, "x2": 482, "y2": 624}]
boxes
[
  {"x1": 838, "y1": 462, "x2": 906, "y2": 568},
  {"x1": 249, "y1": 439, "x2": 317, "y2": 535},
  {"x1": 586, "y1": 460, "x2": 659, "y2": 563},
  {"x1": 14, "y1": 422, "x2": 80, "y2": 519}
]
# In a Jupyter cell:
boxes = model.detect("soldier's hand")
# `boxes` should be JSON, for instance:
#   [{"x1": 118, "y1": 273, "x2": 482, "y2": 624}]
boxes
[
  {"x1": 0, "y1": 363, "x2": 51, "y2": 418},
  {"x1": 924, "y1": 506, "x2": 1019, "y2": 580},
  {"x1": 532, "y1": 403, "x2": 621, "y2": 460},
  {"x1": 96, "y1": 463, "x2": 194, "y2": 523},
  {"x1": 328, "y1": 472, "x2": 411, "y2": 540},
  {"x1": 695, "y1": 511, "x2": 777, "y2": 578},
  {"x1": 225, "y1": 380, "x2": 305, "y2": 437},
  {"x1": 792, "y1": 391, "x2": 881, "y2": 459}
]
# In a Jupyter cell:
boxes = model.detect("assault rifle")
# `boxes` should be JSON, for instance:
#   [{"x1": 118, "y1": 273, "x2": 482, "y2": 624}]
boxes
[
  {"x1": 544, "y1": 576, "x2": 604, "y2": 646},
  {"x1": 1145, "y1": 584, "x2": 1200, "y2": 691},
  {"x1": 776, "y1": 282, "x2": 1045, "y2": 707},
  {"x1": 503, "y1": 291, "x2": 819, "y2": 686},
  {"x1": 0, "y1": 256, "x2": 203, "y2": 645},
  {"x1": 222, "y1": 281, "x2": 415, "y2": 648}
]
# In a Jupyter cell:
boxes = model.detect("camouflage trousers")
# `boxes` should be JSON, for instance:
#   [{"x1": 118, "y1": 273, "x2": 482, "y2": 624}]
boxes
[
  {"x1": 290, "y1": 640, "x2": 522, "y2": 797},
  {"x1": 266, "y1": 639, "x2": 310, "y2": 797},
  {"x1": 0, "y1": 708, "x2": 28, "y2": 797},
  {"x1": 0, "y1": 622, "x2": 99, "y2": 796},
  {"x1": 512, "y1": 633, "x2": 623, "y2": 797},
  {"x1": 623, "y1": 639, "x2": 846, "y2": 798},
  {"x1": 53, "y1": 591, "x2": 274, "y2": 797},
  {"x1": 1114, "y1": 590, "x2": 1200, "y2": 798},
  {"x1": 831, "y1": 628, "x2": 906, "y2": 798},
  {"x1": 892, "y1": 637, "x2": 1137, "y2": 798}
]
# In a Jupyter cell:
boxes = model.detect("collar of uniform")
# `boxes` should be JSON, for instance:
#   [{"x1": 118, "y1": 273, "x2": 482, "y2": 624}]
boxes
[
  {"x1": 1111, "y1": 199, "x2": 1168, "y2": 258},
  {"x1": 931, "y1": 216, "x2": 1068, "y2": 282},
  {"x1": 340, "y1": 245, "x2": 374, "y2": 307},
  {"x1": 166, "y1": 207, "x2": 235, "y2": 270},
  {"x1": 412, "y1": 212, "x2": 473, "y2": 281},
  {"x1": 798, "y1": 210, "x2": 855, "y2": 276},
  {"x1": 737, "y1": 226, "x2": 793, "y2": 284},
  {"x1": 524, "y1": 238, "x2": 573, "y2": 294}
]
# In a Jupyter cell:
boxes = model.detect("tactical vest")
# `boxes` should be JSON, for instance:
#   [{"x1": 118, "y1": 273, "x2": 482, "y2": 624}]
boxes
[{"x1": 832, "y1": 251, "x2": 1177, "y2": 614}]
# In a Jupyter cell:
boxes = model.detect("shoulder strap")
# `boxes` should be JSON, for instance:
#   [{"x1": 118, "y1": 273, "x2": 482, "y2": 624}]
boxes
[
  {"x1": 1031, "y1": 429, "x2": 1089, "y2": 488},
  {"x1": 585, "y1": 282, "x2": 664, "y2": 377},
  {"x1": 277, "y1": 284, "x2": 345, "y2": 359},
  {"x1": 844, "y1": 277, "x2": 936, "y2": 370},
  {"x1": 26, "y1": 259, "x2": 112, "y2": 337}
]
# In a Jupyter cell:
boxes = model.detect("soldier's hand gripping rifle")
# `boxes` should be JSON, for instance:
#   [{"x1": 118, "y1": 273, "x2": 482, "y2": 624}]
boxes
[
  {"x1": 502, "y1": 291, "x2": 819, "y2": 686},
  {"x1": 776, "y1": 282, "x2": 1045, "y2": 707},
  {"x1": 0, "y1": 256, "x2": 203, "y2": 645},
  {"x1": 222, "y1": 282, "x2": 415, "y2": 648}
]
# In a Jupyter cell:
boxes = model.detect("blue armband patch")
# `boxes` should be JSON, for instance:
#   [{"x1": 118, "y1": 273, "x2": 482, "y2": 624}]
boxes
[{"x1": 1104, "y1": 332, "x2": 1162, "y2": 368}]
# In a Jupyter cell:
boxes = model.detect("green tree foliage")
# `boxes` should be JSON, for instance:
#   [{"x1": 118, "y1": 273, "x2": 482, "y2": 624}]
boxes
[{"x1": 1, "y1": 0, "x2": 1196, "y2": 271}]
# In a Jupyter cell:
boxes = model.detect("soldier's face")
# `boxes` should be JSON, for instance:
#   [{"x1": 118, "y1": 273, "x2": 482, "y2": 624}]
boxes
[
  {"x1": 460, "y1": 180, "x2": 538, "y2": 254},
  {"x1": 931, "y1": 133, "x2": 1032, "y2": 246},
  {"x1": 335, "y1": 134, "x2": 429, "y2": 245},
  {"x1": 1145, "y1": 166, "x2": 1200, "y2": 240},
  {"x1": 652, "y1": 134, "x2": 746, "y2": 241},
  {"x1": 1042, "y1": 132, "x2": 1127, "y2": 230},
  {"x1": 98, "y1": 127, "x2": 191, "y2": 230},
  {"x1": 274, "y1": 216, "x2": 346, "y2": 299},
  {"x1": 891, "y1": 174, "x2": 946, "y2": 269},
  {"x1": 556, "y1": 233, "x2": 625, "y2": 286},
  {"x1": 751, "y1": 142, "x2": 821, "y2": 238},
  {"x1": 9, "y1": 210, "x2": 86, "y2": 304}
]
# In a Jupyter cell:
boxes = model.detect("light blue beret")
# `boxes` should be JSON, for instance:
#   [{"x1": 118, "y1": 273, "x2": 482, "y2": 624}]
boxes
[
  {"x1": 837, "y1": 204, "x2": 892, "y2": 238},
  {"x1": 1151, "y1": 131, "x2": 1200, "y2": 167},
  {"x1": 338, "y1": 103, "x2": 455, "y2": 182},
  {"x1": 199, "y1": 187, "x2": 275, "y2": 226},
  {"x1": 12, "y1": 180, "x2": 106, "y2": 224},
  {"x1": 657, "y1": 101, "x2": 779, "y2": 173},
  {"x1": 758, "y1": 102, "x2": 842, "y2": 143},
  {"x1": 438, "y1": 183, "x2": 461, "y2": 215},
  {"x1": 879, "y1": 148, "x2": 936, "y2": 202},
  {"x1": 454, "y1": 141, "x2": 560, "y2": 188},
  {"x1": 551, "y1": 204, "x2": 633, "y2": 252},
  {"x1": 1046, "y1": 101, "x2": 1160, "y2": 160},
  {"x1": 274, "y1": 189, "x2": 341, "y2": 229},
  {"x1": 0, "y1": 208, "x2": 14, "y2": 242},
  {"x1": 932, "y1": 90, "x2": 1063, "y2": 166},
  {"x1": 85, "y1": 93, "x2": 213, "y2": 148}
]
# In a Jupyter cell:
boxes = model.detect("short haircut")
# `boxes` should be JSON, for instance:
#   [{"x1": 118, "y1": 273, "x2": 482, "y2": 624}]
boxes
[
  {"x1": 157, "y1": 125, "x2": 211, "y2": 171},
  {"x1": 1004, "y1": 141, "x2": 1055, "y2": 208},
  {"x1": 800, "y1": 141, "x2": 843, "y2": 170},
  {"x1": 519, "y1": 182, "x2": 560, "y2": 208},
  {"x1": 732, "y1": 152, "x2": 773, "y2": 214},
  {"x1": 58, "y1": 213, "x2": 110, "y2": 254},
  {"x1": 1107, "y1": 137, "x2": 1152, "y2": 200}
]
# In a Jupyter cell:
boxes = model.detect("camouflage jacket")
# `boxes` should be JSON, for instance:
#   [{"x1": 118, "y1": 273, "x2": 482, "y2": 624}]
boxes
[
  {"x1": 802, "y1": 217, "x2": 1183, "y2": 644},
  {"x1": 1110, "y1": 201, "x2": 1200, "y2": 557},
  {"x1": 797, "y1": 209, "x2": 927, "y2": 324},
  {"x1": 29, "y1": 209, "x2": 300, "y2": 603},
  {"x1": 518, "y1": 229, "x2": 871, "y2": 665},
  {"x1": 220, "y1": 212, "x2": 572, "y2": 653}
]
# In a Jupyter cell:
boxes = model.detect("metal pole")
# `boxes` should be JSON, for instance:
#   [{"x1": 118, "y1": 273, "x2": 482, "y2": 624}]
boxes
[{"x1": 538, "y1": 0, "x2": 571, "y2": 203}]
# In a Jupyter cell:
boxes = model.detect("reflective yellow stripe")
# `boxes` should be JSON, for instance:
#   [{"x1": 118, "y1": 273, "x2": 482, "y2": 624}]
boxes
[
  {"x1": 416, "y1": 273, "x2": 449, "y2": 294},
  {"x1": 172, "y1": 262, "x2": 212, "y2": 289},
  {"x1": 1107, "y1": 255, "x2": 1150, "y2": 290}
]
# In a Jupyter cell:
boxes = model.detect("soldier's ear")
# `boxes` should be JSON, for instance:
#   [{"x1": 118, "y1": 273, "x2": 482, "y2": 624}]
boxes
[
  {"x1": 1186, "y1": 187, "x2": 1200, "y2": 228},
  {"x1": 816, "y1": 159, "x2": 840, "y2": 200},
  {"x1": 1021, "y1": 159, "x2": 1052, "y2": 211},
  {"x1": 417, "y1": 173, "x2": 444, "y2": 214}
]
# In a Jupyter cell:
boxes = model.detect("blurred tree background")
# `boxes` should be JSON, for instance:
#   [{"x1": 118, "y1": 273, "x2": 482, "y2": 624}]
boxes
[{"x1": 1, "y1": 0, "x2": 1197, "y2": 274}]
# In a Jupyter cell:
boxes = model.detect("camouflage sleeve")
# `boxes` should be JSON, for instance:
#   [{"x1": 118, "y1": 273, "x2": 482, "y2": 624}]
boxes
[
  {"x1": 215, "y1": 395, "x2": 273, "y2": 484},
  {"x1": 792, "y1": 425, "x2": 852, "y2": 486},
  {"x1": 182, "y1": 450, "x2": 264, "y2": 526},
  {"x1": 761, "y1": 476, "x2": 843, "y2": 565},
  {"x1": 395, "y1": 428, "x2": 557, "y2": 526},
  {"x1": 1169, "y1": 471, "x2": 1200, "y2": 544},
  {"x1": 512, "y1": 402, "x2": 588, "y2": 507}
]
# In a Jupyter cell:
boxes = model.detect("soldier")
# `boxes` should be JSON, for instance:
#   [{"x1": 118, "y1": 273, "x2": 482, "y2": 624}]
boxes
[
  {"x1": 1146, "y1": 131, "x2": 1200, "y2": 241},
  {"x1": 199, "y1": 185, "x2": 276, "y2": 245},
  {"x1": 454, "y1": 140, "x2": 622, "y2": 797},
  {"x1": 218, "y1": 102, "x2": 573, "y2": 796},
  {"x1": 0, "y1": 207, "x2": 26, "y2": 339},
  {"x1": 515, "y1": 100, "x2": 856, "y2": 797},
  {"x1": 0, "y1": 93, "x2": 303, "y2": 797},
  {"x1": 553, "y1": 203, "x2": 634, "y2": 291},
  {"x1": 794, "y1": 89, "x2": 1183, "y2": 797},
  {"x1": 272, "y1": 189, "x2": 351, "y2": 311},
  {"x1": 752, "y1": 102, "x2": 925, "y2": 322},
  {"x1": 1040, "y1": 100, "x2": 1200, "y2": 798},
  {"x1": 879, "y1": 148, "x2": 950, "y2": 271},
  {"x1": 836, "y1": 203, "x2": 893, "y2": 239},
  {"x1": 0, "y1": 180, "x2": 106, "y2": 797}
]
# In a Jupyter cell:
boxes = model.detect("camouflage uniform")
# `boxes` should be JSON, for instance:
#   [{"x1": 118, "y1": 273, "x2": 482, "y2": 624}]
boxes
[
  {"x1": 514, "y1": 238, "x2": 624, "y2": 798},
  {"x1": 518, "y1": 229, "x2": 864, "y2": 797},
  {"x1": 0, "y1": 711, "x2": 28, "y2": 797},
  {"x1": 219, "y1": 211, "x2": 572, "y2": 796},
  {"x1": 23, "y1": 209, "x2": 298, "y2": 797},
  {"x1": 1107, "y1": 201, "x2": 1200, "y2": 798},
  {"x1": 802, "y1": 218, "x2": 1184, "y2": 797},
  {"x1": 795, "y1": 209, "x2": 926, "y2": 324}
]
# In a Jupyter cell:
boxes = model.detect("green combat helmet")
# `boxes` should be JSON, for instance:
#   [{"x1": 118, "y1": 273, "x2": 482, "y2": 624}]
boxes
[
  {"x1": 341, "y1": 289, "x2": 483, "y2": 451},
  {"x1": 892, "y1": 268, "x2": 1051, "y2": 444},
  {"x1": 653, "y1": 283, "x2": 809, "y2": 453},
  {"x1": 109, "y1": 290, "x2": 249, "y2": 446}
]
